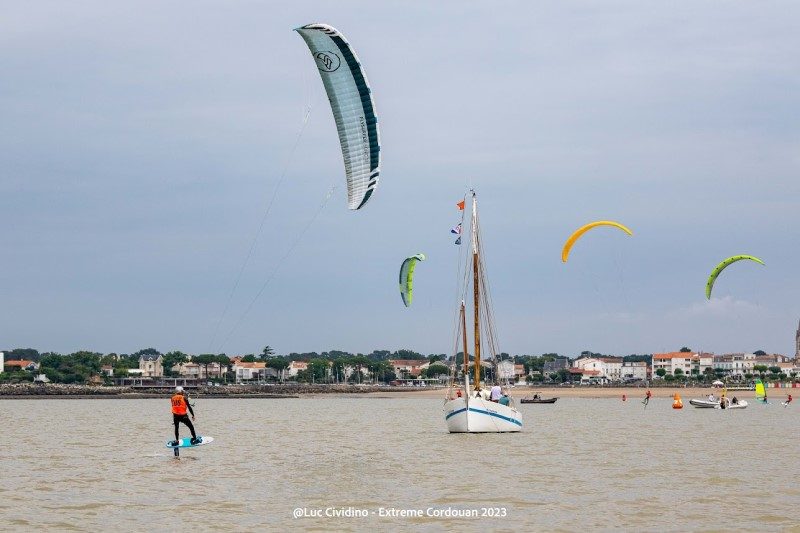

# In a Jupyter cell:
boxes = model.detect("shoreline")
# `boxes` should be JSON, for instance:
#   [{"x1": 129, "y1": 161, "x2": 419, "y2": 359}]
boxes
[{"x1": 0, "y1": 383, "x2": 783, "y2": 400}]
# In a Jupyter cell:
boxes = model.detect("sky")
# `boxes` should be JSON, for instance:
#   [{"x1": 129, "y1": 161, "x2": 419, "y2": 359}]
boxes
[{"x1": 2, "y1": 1, "x2": 799, "y2": 358}]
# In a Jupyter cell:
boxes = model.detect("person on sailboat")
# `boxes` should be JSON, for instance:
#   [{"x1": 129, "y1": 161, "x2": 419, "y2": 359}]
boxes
[
  {"x1": 170, "y1": 386, "x2": 199, "y2": 446},
  {"x1": 456, "y1": 389, "x2": 462, "y2": 398},
  {"x1": 490, "y1": 384, "x2": 502, "y2": 402},
  {"x1": 499, "y1": 392, "x2": 510, "y2": 406}
]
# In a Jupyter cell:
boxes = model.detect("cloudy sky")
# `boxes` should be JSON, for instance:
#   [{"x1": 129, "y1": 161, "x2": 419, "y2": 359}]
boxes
[{"x1": 2, "y1": 1, "x2": 799, "y2": 357}]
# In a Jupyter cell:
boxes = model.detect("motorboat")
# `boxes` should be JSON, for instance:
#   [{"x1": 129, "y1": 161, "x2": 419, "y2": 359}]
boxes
[
  {"x1": 520, "y1": 395, "x2": 558, "y2": 404},
  {"x1": 689, "y1": 398, "x2": 719, "y2": 408}
]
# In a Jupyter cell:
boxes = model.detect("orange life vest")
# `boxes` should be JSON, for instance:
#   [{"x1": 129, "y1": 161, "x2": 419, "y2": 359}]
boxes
[{"x1": 171, "y1": 394, "x2": 188, "y2": 415}]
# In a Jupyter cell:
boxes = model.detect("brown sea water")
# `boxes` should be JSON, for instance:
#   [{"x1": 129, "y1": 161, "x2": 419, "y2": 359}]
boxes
[{"x1": 1, "y1": 397, "x2": 798, "y2": 532}]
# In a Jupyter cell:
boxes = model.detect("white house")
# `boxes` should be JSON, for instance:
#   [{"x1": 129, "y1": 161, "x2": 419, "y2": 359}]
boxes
[
  {"x1": 572, "y1": 357, "x2": 624, "y2": 381},
  {"x1": 620, "y1": 361, "x2": 647, "y2": 381},
  {"x1": 0, "y1": 351, "x2": 4, "y2": 373},
  {"x1": 287, "y1": 361, "x2": 308, "y2": 377},
  {"x1": 139, "y1": 354, "x2": 164, "y2": 377},
  {"x1": 652, "y1": 352, "x2": 697, "y2": 377},
  {"x1": 389, "y1": 359, "x2": 429, "y2": 378},
  {"x1": 713, "y1": 353, "x2": 756, "y2": 377},
  {"x1": 497, "y1": 360, "x2": 526, "y2": 381},
  {"x1": 232, "y1": 362, "x2": 277, "y2": 382}
]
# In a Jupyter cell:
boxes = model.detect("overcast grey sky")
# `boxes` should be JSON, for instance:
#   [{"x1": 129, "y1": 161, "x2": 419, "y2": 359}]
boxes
[{"x1": 2, "y1": 1, "x2": 799, "y2": 357}]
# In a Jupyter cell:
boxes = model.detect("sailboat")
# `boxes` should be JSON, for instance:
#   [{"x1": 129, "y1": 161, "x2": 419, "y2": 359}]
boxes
[
  {"x1": 755, "y1": 378, "x2": 768, "y2": 404},
  {"x1": 443, "y1": 190, "x2": 523, "y2": 433}
]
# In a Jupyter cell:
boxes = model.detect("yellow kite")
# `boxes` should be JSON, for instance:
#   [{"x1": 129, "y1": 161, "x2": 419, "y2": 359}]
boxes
[{"x1": 561, "y1": 221, "x2": 633, "y2": 262}]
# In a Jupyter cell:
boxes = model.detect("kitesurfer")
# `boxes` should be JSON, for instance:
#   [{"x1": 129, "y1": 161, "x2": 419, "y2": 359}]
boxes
[
  {"x1": 643, "y1": 390, "x2": 652, "y2": 404},
  {"x1": 170, "y1": 386, "x2": 198, "y2": 446}
]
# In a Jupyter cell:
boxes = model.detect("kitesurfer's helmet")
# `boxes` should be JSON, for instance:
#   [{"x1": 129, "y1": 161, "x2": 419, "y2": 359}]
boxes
[{"x1": 175, "y1": 386, "x2": 184, "y2": 393}]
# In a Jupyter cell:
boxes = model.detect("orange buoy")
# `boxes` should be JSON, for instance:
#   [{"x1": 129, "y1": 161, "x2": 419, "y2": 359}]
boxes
[{"x1": 672, "y1": 392, "x2": 683, "y2": 409}]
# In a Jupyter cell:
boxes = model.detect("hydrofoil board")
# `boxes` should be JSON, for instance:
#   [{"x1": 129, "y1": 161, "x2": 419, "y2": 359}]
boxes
[{"x1": 166, "y1": 436, "x2": 214, "y2": 449}]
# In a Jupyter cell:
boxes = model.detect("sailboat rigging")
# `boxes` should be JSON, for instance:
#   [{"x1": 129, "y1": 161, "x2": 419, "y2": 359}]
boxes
[{"x1": 443, "y1": 190, "x2": 523, "y2": 433}]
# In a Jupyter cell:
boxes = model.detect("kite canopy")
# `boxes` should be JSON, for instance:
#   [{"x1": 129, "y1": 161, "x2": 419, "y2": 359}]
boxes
[
  {"x1": 705, "y1": 255, "x2": 765, "y2": 299},
  {"x1": 399, "y1": 254, "x2": 426, "y2": 307},
  {"x1": 561, "y1": 221, "x2": 633, "y2": 262},
  {"x1": 295, "y1": 23, "x2": 381, "y2": 210}
]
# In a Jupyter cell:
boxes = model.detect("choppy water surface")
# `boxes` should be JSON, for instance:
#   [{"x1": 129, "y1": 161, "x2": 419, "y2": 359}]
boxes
[{"x1": 1, "y1": 396, "x2": 798, "y2": 532}]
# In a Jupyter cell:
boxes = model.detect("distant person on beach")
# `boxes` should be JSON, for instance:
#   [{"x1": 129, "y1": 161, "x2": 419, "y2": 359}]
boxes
[
  {"x1": 170, "y1": 386, "x2": 198, "y2": 446},
  {"x1": 786, "y1": 394, "x2": 793, "y2": 405}
]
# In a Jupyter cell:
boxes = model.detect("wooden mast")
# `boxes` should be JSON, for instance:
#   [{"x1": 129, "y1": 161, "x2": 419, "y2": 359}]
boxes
[
  {"x1": 461, "y1": 302, "x2": 468, "y2": 380},
  {"x1": 460, "y1": 301, "x2": 469, "y2": 397},
  {"x1": 471, "y1": 191, "x2": 481, "y2": 392}
]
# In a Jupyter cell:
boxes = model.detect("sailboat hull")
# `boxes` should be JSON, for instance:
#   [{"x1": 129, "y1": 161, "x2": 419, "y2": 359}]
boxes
[{"x1": 443, "y1": 397, "x2": 523, "y2": 433}]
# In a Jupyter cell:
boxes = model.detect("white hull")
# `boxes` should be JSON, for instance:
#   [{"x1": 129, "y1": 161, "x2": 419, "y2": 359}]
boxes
[
  {"x1": 690, "y1": 398, "x2": 748, "y2": 409},
  {"x1": 689, "y1": 399, "x2": 719, "y2": 408},
  {"x1": 443, "y1": 397, "x2": 522, "y2": 433},
  {"x1": 715, "y1": 400, "x2": 748, "y2": 410}
]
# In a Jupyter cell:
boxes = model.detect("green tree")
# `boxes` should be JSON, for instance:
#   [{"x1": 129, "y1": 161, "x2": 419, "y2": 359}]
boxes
[
  {"x1": 674, "y1": 368, "x2": 684, "y2": 376},
  {"x1": 305, "y1": 359, "x2": 330, "y2": 382},
  {"x1": 241, "y1": 354, "x2": 257, "y2": 363},
  {"x1": 162, "y1": 351, "x2": 189, "y2": 377},
  {"x1": 215, "y1": 355, "x2": 232, "y2": 382},
  {"x1": 193, "y1": 354, "x2": 218, "y2": 381},
  {"x1": 753, "y1": 350, "x2": 766, "y2": 356},
  {"x1": 368, "y1": 360, "x2": 395, "y2": 383},
  {"x1": 261, "y1": 346, "x2": 275, "y2": 359},
  {"x1": 132, "y1": 348, "x2": 161, "y2": 357},
  {"x1": 6, "y1": 348, "x2": 41, "y2": 361},
  {"x1": 267, "y1": 358, "x2": 290, "y2": 382},
  {"x1": 679, "y1": 347, "x2": 692, "y2": 353},
  {"x1": 394, "y1": 348, "x2": 425, "y2": 360},
  {"x1": 655, "y1": 368, "x2": 667, "y2": 378}
]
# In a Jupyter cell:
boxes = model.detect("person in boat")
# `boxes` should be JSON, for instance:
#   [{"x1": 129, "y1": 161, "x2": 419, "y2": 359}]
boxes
[
  {"x1": 170, "y1": 386, "x2": 199, "y2": 446},
  {"x1": 499, "y1": 392, "x2": 510, "y2": 406},
  {"x1": 732, "y1": 396, "x2": 738, "y2": 405},
  {"x1": 533, "y1": 393, "x2": 540, "y2": 401},
  {"x1": 490, "y1": 384, "x2": 502, "y2": 403},
  {"x1": 708, "y1": 394, "x2": 716, "y2": 402}
]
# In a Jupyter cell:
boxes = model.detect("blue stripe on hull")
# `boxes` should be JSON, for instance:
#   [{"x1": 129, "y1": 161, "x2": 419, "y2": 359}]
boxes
[{"x1": 445, "y1": 406, "x2": 522, "y2": 427}]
